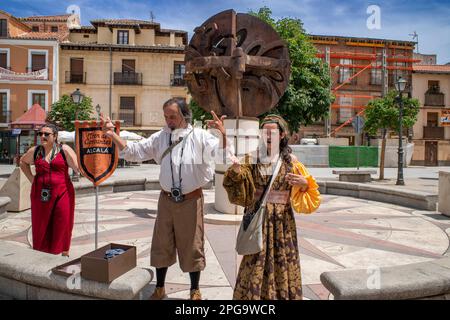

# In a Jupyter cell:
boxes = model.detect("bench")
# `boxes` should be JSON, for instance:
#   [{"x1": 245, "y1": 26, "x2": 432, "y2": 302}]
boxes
[
  {"x1": 0, "y1": 241, "x2": 153, "y2": 300},
  {"x1": 318, "y1": 180, "x2": 438, "y2": 211},
  {"x1": 320, "y1": 257, "x2": 450, "y2": 300},
  {"x1": 332, "y1": 170, "x2": 377, "y2": 183}
]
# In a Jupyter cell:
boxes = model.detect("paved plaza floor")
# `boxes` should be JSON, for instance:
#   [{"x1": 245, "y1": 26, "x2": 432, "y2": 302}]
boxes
[{"x1": 1, "y1": 188, "x2": 449, "y2": 300}]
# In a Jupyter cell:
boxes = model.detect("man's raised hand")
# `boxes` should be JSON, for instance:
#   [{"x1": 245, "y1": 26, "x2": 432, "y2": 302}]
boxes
[
  {"x1": 100, "y1": 113, "x2": 115, "y2": 138},
  {"x1": 206, "y1": 111, "x2": 226, "y2": 135}
]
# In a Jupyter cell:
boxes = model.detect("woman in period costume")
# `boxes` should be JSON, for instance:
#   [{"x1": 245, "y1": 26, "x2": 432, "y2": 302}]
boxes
[
  {"x1": 223, "y1": 115, "x2": 321, "y2": 300},
  {"x1": 20, "y1": 123, "x2": 79, "y2": 256}
]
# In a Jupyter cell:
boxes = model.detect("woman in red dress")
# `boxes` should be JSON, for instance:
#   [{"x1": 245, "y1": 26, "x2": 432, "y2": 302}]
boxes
[{"x1": 20, "y1": 124, "x2": 79, "y2": 256}]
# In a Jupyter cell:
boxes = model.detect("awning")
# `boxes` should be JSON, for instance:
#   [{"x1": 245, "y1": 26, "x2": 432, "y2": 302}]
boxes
[{"x1": 10, "y1": 104, "x2": 47, "y2": 130}]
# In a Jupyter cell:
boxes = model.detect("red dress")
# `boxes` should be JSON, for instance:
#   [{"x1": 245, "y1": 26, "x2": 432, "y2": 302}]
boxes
[{"x1": 31, "y1": 150, "x2": 75, "y2": 254}]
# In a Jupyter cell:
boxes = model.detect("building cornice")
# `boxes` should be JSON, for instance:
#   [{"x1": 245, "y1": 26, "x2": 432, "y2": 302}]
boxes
[{"x1": 60, "y1": 42, "x2": 186, "y2": 53}]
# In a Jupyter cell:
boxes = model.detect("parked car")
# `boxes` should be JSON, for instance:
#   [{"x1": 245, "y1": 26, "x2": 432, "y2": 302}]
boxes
[{"x1": 300, "y1": 138, "x2": 318, "y2": 145}]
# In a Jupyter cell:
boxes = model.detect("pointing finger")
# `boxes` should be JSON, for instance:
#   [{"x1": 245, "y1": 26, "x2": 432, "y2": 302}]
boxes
[{"x1": 211, "y1": 110, "x2": 220, "y2": 122}]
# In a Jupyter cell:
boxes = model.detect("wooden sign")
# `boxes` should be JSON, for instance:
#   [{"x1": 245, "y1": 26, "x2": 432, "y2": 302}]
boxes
[{"x1": 75, "y1": 120, "x2": 120, "y2": 186}]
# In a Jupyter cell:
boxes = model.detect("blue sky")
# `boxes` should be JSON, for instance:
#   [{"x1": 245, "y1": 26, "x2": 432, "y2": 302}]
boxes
[{"x1": 3, "y1": 0, "x2": 450, "y2": 63}]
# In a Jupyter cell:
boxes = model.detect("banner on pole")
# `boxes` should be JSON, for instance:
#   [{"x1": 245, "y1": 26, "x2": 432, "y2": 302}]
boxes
[{"x1": 75, "y1": 120, "x2": 120, "y2": 186}]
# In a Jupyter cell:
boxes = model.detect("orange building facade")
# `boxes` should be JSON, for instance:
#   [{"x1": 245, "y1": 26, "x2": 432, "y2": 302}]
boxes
[{"x1": 0, "y1": 10, "x2": 76, "y2": 162}]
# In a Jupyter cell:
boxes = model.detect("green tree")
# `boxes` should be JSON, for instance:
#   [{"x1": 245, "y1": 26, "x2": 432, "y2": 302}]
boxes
[
  {"x1": 364, "y1": 90, "x2": 420, "y2": 179},
  {"x1": 191, "y1": 6, "x2": 333, "y2": 133},
  {"x1": 190, "y1": 99, "x2": 212, "y2": 127},
  {"x1": 47, "y1": 94, "x2": 94, "y2": 131}
]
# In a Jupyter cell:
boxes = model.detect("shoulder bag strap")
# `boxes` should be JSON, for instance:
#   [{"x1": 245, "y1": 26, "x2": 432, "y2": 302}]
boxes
[
  {"x1": 160, "y1": 129, "x2": 194, "y2": 161},
  {"x1": 59, "y1": 144, "x2": 68, "y2": 165},
  {"x1": 33, "y1": 145, "x2": 43, "y2": 162},
  {"x1": 259, "y1": 157, "x2": 283, "y2": 207}
]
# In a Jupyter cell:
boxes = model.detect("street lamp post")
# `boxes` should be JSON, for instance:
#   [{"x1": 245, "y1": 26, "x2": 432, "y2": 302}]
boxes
[
  {"x1": 395, "y1": 77, "x2": 407, "y2": 186},
  {"x1": 70, "y1": 88, "x2": 84, "y2": 182},
  {"x1": 95, "y1": 104, "x2": 101, "y2": 120}
]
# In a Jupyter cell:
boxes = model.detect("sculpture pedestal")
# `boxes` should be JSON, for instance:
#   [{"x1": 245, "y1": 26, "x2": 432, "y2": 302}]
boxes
[
  {"x1": 0, "y1": 167, "x2": 33, "y2": 212},
  {"x1": 439, "y1": 171, "x2": 450, "y2": 216},
  {"x1": 214, "y1": 118, "x2": 259, "y2": 214}
]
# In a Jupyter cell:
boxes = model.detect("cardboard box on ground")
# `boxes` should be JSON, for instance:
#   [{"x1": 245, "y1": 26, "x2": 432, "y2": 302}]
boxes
[{"x1": 53, "y1": 243, "x2": 137, "y2": 283}]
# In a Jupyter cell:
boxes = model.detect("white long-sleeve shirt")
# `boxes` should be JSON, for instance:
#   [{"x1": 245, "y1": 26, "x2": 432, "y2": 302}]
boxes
[{"x1": 120, "y1": 124, "x2": 231, "y2": 194}]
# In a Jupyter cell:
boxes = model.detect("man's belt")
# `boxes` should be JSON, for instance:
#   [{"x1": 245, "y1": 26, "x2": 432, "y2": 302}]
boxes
[
  {"x1": 255, "y1": 188, "x2": 290, "y2": 204},
  {"x1": 161, "y1": 188, "x2": 203, "y2": 201}
]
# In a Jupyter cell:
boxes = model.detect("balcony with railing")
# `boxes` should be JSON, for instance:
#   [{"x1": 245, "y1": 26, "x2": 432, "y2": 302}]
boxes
[
  {"x1": 113, "y1": 72, "x2": 142, "y2": 85},
  {"x1": 0, "y1": 110, "x2": 11, "y2": 123},
  {"x1": 112, "y1": 111, "x2": 142, "y2": 127},
  {"x1": 25, "y1": 67, "x2": 49, "y2": 80},
  {"x1": 170, "y1": 74, "x2": 186, "y2": 86},
  {"x1": 425, "y1": 92, "x2": 445, "y2": 107},
  {"x1": 65, "y1": 71, "x2": 86, "y2": 84},
  {"x1": 423, "y1": 126, "x2": 445, "y2": 139}
]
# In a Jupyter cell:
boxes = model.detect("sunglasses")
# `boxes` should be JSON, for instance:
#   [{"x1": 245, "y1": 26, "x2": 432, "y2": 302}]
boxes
[{"x1": 37, "y1": 132, "x2": 54, "y2": 137}]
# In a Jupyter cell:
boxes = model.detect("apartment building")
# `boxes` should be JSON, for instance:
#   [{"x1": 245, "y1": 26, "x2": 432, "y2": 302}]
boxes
[
  {"x1": 60, "y1": 18, "x2": 188, "y2": 135},
  {"x1": 307, "y1": 34, "x2": 417, "y2": 145},
  {"x1": 411, "y1": 64, "x2": 450, "y2": 166}
]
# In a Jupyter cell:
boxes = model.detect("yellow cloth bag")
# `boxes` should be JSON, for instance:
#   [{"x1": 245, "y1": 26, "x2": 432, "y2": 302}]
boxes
[{"x1": 290, "y1": 161, "x2": 321, "y2": 214}]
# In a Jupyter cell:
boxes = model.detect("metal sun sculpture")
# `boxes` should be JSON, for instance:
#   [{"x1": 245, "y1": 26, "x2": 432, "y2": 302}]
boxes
[{"x1": 185, "y1": 9, "x2": 291, "y2": 118}]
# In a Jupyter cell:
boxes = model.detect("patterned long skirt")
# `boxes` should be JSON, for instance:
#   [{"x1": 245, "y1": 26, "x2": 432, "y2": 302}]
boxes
[{"x1": 233, "y1": 203, "x2": 303, "y2": 300}]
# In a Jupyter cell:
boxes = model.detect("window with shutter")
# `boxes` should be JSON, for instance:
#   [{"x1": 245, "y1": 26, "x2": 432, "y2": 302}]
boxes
[
  {"x1": 31, "y1": 54, "x2": 46, "y2": 71},
  {"x1": 32, "y1": 93, "x2": 46, "y2": 108},
  {"x1": 0, "y1": 92, "x2": 7, "y2": 123},
  {"x1": 338, "y1": 95, "x2": 353, "y2": 123},
  {"x1": 70, "y1": 58, "x2": 84, "y2": 83},
  {"x1": 0, "y1": 52, "x2": 7, "y2": 69},
  {"x1": 0, "y1": 93, "x2": 6, "y2": 111},
  {"x1": 370, "y1": 59, "x2": 382, "y2": 85},
  {"x1": 174, "y1": 62, "x2": 185, "y2": 76},
  {"x1": 120, "y1": 97, "x2": 135, "y2": 110},
  {"x1": 338, "y1": 59, "x2": 356, "y2": 84},
  {"x1": 117, "y1": 30, "x2": 129, "y2": 45},
  {"x1": 0, "y1": 20, "x2": 7, "y2": 37},
  {"x1": 119, "y1": 97, "x2": 135, "y2": 126},
  {"x1": 122, "y1": 59, "x2": 135, "y2": 73}
]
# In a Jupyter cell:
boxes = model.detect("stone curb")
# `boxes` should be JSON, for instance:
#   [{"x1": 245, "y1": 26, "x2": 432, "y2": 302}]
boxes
[
  {"x1": 73, "y1": 179, "x2": 213, "y2": 198},
  {"x1": 318, "y1": 180, "x2": 438, "y2": 211},
  {"x1": 320, "y1": 257, "x2": 450, "y2": 300}
]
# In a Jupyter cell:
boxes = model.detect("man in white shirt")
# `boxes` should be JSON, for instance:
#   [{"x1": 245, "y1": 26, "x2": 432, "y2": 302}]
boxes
[{"x1": 102, "y1": 98, "x2": 229, "y2": 300}]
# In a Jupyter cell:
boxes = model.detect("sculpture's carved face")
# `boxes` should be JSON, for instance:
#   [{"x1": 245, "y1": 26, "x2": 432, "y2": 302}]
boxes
[{"x1": 185, "y1": 10, "x2": 291, "y2": 118}]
